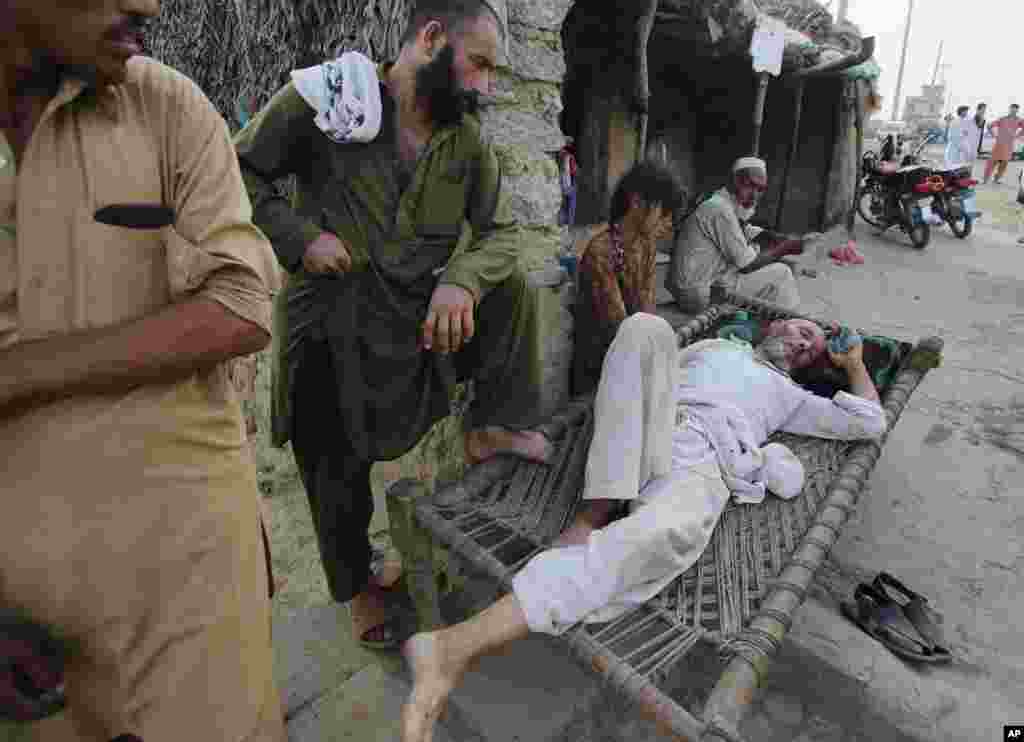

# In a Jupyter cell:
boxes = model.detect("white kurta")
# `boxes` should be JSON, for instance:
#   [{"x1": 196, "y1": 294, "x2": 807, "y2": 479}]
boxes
[
  {"x1": 945, "y1": 117, "x2": 977, "y2": 168},
  {"x1": 512, "y1": 315, "x2": 887, "y2": 635},
  {"x1": 669, "y1": 189, "x2": 798, "y2": 313}
]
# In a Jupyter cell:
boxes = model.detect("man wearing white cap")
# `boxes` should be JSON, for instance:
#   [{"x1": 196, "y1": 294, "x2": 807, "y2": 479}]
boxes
[
  {"x1": 400, "y1": 312, "x2": 886, "y2": 742},
  {"x1": 667, "y1": 156, "x2": 808, "y2": 313}
]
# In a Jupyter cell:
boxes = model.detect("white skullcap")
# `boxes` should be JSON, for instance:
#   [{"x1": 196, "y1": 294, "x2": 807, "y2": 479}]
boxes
[{"x1": 732, "y1": 156, "x2": 768, "y2": 175}]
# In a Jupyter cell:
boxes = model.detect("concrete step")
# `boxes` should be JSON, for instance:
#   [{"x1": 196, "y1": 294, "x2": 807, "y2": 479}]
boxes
[
  {"x1": 276, "y1": 602, "x2": 486, "y2": 742},
  {"x1": 419, "y1": 572, "x2": 1021, "y2": 742},
  {"x1": 273, "y1": 558, "x2": 1023, "y2": 742}
]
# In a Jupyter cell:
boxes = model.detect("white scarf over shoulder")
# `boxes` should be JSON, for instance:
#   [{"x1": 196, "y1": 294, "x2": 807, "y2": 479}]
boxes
[{"x1": 290, "y1": 51, "x2": 383, "y2": 143}]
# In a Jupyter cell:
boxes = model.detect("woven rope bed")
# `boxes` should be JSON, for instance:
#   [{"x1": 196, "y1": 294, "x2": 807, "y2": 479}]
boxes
[{"x1": 387, "y1": 291, "x2": 943, "y2": 742}]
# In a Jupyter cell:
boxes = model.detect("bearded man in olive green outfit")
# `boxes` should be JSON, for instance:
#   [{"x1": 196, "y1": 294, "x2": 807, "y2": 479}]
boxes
[{"x1": 235, "y1": 0, "x2": 549, "y2": 647}]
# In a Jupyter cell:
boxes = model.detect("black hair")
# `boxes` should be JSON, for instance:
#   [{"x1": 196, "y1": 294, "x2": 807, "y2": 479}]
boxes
[
  {"x1": 400, "y1": 0, "x2": 504, "y2": 47},
  {"x1": 608, "y1": 161, "x2": 686, "y2": 224},
  {"x1": 957, "y1": 105, "x2": 970, "y2": 116},
  {"x1": 976, "y1": 102, "x2": 987, "y2": 108},
  {"x1": 1012, "y1": 103, "x2": 1020, "y2": 109}
]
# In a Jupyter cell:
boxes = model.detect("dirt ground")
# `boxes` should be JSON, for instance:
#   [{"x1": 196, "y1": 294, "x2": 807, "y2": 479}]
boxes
[{"x1": 972, "y1": 162, "x2": 1023, "y2": 233}]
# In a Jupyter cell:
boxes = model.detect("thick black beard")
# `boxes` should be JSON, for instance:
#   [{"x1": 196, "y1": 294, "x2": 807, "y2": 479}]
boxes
[{"x1": 414, "y1": 44, "x2": 479, "y2": 128}]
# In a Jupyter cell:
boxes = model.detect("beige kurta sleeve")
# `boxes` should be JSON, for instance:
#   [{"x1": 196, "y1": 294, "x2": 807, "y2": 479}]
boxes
[{"x1": 154, "y1": 64, "x2": 280, "y2": 333}]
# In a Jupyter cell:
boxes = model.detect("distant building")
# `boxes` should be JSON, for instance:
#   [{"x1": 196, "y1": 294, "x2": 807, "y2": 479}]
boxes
[{"x1": 903, "y1": 83, "x2": 945, "y2": 127}]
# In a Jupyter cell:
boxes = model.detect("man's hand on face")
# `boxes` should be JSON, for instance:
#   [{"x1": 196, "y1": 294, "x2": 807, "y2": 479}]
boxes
[
  {"x1": 421, "y1": 284, "x2": 475, "y2": 354},
  {"x1": 828, "y1": 340, "x2": 864, "y2": 372},
  {"x1": 302, "y1": 233, "x2": 352, "y2": 275}
]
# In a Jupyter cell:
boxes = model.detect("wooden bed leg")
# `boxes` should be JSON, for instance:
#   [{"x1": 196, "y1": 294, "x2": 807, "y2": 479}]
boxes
[
  {"x1": 386, "y1": 478, "x2": 444, "y2": 632},
  {"x1": 699, "y1": 654, "x2": 762, "y2": 742}
]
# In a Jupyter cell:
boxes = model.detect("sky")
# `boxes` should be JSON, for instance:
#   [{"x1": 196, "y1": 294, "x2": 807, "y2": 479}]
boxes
[{"x1": 841, "y1": 0, "x2": 1019, "y2": 123}]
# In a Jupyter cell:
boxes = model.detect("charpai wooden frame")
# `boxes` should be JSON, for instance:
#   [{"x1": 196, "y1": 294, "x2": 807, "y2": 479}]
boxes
[{"x1": 388, "y1": 290, "x2": 943, "y2": 742}]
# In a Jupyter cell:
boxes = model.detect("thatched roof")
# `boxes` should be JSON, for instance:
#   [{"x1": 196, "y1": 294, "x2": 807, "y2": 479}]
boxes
[
  {"x1": 148, "y1": 0, "x2": 413, "y2": 129},
  {"x1": 558, "y1": 0, "x2": 872, "y2": 138},
  {"x1": 562, "y1": 0, "x2": 866, "y2": 78}
]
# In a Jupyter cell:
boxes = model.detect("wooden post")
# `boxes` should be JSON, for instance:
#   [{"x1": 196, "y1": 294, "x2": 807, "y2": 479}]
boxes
[
  {"x1": 817, "y1": 82, "x2": 844, "y2": 231},
  {"x1": 774, "y1": 78, "x2": 805, "y2": 230},
  {"x1": 634, "y1": 0, "x2": 659, "y2": 162},
  {"x1": 751, "y1": 71, "x2": 771, "y2": 156},
  {"x1": 847, "y1": 80, "x2": 865, "y2": 236},
  {"x1": 386, "y1": 479, "x2": 443, "y2": 632}
]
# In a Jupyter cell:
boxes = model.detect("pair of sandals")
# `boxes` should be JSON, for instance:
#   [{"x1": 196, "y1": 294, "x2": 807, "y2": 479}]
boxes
[{"x1": 841, "y1": 572, "x2": 952, "y2": 664}]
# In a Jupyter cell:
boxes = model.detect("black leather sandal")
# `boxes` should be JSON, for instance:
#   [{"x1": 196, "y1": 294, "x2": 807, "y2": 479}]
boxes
[
  {"x1": 841, "y1": 582, "x2": 950, "y2": 664},
  {"x1": 872, "y1": 572, "x2": 952, "y2": 661}
]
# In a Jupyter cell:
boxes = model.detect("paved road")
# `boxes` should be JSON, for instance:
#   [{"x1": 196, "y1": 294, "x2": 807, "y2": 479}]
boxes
[{"x1": 797, "y1": 219, "x2": 1024, "y2": 716}]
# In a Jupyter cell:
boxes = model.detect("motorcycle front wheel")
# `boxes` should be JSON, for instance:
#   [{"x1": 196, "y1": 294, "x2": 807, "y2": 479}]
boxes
[
  {"x1": 856, "y1": 184, "x2": 888, "y2": 229},
  {"x1": 908, "y1": 221, "x2": 931, "y2": 249},
  {"x1": 947, "y1": 214, "x2": 973, "y2": 238}
]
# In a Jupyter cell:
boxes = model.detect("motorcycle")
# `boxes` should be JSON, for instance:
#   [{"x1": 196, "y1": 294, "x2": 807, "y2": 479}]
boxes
[
  {"x1": 925, "y1": 165, "x2": 982, "y2": 239},
  {"x1": 856, "y1": 144, "x2": 938, "y2": 250}
]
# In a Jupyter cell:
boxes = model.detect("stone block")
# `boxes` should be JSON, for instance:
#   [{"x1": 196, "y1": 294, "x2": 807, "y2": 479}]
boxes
[
  {"x1": 480, "y1": 106, "x2": 566, "y2": 156},
  {"x1": 490, "y1": 75, "x2": 563, "y2": 120},
  {"x1": 502, "y1": 172, "x2": 561, "y2": 226},
  {"x1": 507, "y1": 25, "x2": 566, "y2": 83},
  {"x1": 509, "y1": 0, "x2": 573, "y2": 30}
]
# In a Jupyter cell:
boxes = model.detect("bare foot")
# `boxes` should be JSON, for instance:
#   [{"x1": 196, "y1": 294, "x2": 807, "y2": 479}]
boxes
[
  {"x1": 465, "y1": 427, "x2": 553, "y2": 466},
  {"x1": 401, "y1": 633, "x2": 461, "y2": 742}
]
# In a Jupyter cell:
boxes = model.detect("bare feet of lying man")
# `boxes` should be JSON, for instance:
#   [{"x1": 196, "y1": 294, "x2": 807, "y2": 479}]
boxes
[
  {"x1": 464, "y1": 426, "x2": 553, "y2": 466},
  {"x1": 402, "y1": 596, "x2": 532, "y2": 742},
  {"x1": 401, "y1": 633, "x2": 462, "y2": 742}
]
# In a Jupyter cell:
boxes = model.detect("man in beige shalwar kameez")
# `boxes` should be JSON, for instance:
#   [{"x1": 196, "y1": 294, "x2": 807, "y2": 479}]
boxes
[{"x1": 1, "y1": 0, "x2": 286, "y2": 739}]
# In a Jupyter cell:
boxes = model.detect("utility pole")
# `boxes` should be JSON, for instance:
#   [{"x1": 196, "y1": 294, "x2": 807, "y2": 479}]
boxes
[
  {"x1": 837, "y1": 0, "x2": 848, "y2": 23},
  {"x1": 891, "y1": 0, "x2": 914, "y2": 121},
  {"x1": 942, "y1": 64, "x2": 953, "y2": 112},
  {"x1": 931, "y1": 41, "x2": 943, "y2": 86}
]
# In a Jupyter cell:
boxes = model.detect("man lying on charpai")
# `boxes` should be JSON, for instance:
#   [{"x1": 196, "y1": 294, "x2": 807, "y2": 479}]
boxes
[{"x1": 399, "y1": 311, "x2": 888, "y2": 742}]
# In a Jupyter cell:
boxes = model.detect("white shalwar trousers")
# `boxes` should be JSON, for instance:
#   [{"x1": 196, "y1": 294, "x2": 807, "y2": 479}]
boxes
[
  {"x1": 735, "y1": 262, "x2": 800, "y2": 310},
  {"x1": 512, "y1": 314, "x2": 731, "y2": 635}
]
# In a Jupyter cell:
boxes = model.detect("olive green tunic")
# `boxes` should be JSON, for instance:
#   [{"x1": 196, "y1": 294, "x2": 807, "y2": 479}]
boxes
[{"x1": 235, "y1": 66, "x2": 542, "y2": 461}]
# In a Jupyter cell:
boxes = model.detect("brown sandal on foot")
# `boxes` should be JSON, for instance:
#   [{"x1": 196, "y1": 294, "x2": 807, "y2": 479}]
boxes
[{"x1": 356, "y1": 614, "x2": 405, "y2": 650}]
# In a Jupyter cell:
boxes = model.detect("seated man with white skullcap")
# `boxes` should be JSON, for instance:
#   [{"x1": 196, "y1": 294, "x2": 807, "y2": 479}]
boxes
[{"x1": 667, "y1": 156, "x2": 809, "y2": 314}]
